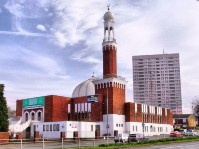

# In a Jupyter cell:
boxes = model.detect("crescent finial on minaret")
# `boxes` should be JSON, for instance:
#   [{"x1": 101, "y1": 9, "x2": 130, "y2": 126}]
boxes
[{"x1": 107, "y1": 4, "x2": 110, "y2": 10}]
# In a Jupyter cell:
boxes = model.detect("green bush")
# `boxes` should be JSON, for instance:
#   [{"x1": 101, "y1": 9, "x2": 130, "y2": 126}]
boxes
[
  {"x1": 98, "y1": 136, "x2": 199, "y2": 148},
  {"x1": 0, "y1": 84, "x2": 9, "y2": 132}
]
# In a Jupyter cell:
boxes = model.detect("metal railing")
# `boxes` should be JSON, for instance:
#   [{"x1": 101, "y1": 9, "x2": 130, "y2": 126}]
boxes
[
  {"x1": 1, "y1": 134, "x2": 195, "y2": 149},
  {"x1": 0, "y1": 137, "x2": 114, "y2": 149}
]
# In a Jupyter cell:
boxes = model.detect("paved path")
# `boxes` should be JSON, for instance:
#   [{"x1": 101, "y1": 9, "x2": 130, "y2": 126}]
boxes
[{"x1": 0, "y1": 138, "x2": 114, "y2": 149}]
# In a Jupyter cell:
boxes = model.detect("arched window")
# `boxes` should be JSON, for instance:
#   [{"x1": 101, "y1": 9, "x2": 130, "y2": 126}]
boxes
[
  {"x1": 31, "y1": 112, "x2": 35, "y2": 120},
  {"x1": 38, "y1": 111, "x2": 42, "y2": 121},
  {"x1": 25, "y1": 112, "x2": 29, "y2": 121}
]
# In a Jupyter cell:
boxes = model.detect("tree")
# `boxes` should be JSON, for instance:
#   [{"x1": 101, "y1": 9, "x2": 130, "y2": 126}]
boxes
[
  {"x1": 7, "y1": 107, "x2": 16, "y2": 118},
  {"x1": 0, "y1": 84, "x2": 9, "y2": 132},
  {"x1": 192, "y1": 97, "x2": 199, "y2": 115}
]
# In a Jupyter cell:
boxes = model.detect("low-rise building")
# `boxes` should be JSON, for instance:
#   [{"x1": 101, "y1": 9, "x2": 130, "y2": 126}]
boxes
[{"x1": 173, "y1": 114, "x2": 196, "y2": 129}]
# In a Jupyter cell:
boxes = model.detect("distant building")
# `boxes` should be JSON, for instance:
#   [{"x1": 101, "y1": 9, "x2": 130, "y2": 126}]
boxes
[
  {"x1": 132, "y1": 53, "x2": 182, "y2": 114},
  {"x1": 173, "y1": 114, "x2": 196, "y2": 129},
  {"x1": 9, "y1": 8, "x2": 174, "y2": 139}
]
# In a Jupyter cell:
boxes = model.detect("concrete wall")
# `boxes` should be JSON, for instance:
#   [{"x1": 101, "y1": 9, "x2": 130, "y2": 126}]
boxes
[
  {"x1": 126, "y1": 122, "x2": 173, "y2": 136},
  {"x1": 31, "y1": 121, "x2": 100, "y2": 139}
]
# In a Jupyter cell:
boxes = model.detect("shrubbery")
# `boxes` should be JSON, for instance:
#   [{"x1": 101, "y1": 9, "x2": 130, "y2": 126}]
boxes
[{"x1": 99, "y1": 136, "x2": 199, "y2": 148}]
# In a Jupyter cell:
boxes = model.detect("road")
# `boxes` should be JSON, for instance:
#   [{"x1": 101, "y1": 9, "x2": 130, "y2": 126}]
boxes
[{"x1": 129, "y1": 141, "x2": 199, "y2": 149}]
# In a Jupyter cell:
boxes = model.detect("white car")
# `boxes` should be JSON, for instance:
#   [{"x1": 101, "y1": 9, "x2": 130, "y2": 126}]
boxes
[
  {"x1": 114, "y1": 133, "x2": 129, "y2": 143},
  {"x1": 184, "y1": 130, "x2": 198, "y2": 136}
]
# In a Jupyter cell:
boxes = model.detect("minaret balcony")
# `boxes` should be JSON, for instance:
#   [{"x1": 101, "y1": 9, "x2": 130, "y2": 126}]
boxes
[
  {"x1": 93, "y1": 75, "x2": 126, "y2": 82},
  {"x1": 103, "y1": 38, "x2": 116, "y2": 42}
]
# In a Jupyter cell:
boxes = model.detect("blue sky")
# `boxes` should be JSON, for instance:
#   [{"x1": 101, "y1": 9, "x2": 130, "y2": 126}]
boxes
[{"x1": 1, "y1": 0, "x2": 199, "y2": 113}]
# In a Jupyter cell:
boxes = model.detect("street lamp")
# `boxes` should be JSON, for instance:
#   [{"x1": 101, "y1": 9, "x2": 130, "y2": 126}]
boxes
[
  {"x1": 142, "y1": 122, "x2": 145, "y2": 138},
  {"x1": 106, "y1": 83, "x2": 109, "y2": 143}
]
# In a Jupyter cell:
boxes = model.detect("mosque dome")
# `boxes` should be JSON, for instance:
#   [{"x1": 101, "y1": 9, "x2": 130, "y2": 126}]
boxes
[
  {"x1": 103, "y1": 10, "x2": 115, "y2": 22},
  {"x1": 72, "y1": 77, "x2": 96, "y2": 98}
]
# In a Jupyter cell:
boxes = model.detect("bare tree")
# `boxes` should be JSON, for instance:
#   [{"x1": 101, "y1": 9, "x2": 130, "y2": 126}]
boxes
[
  {"x1": 192, "y1": 97, "x2": 199, "y2": 116},
  {"x1": 7, "y1": 107, "x2": 16, "y2": 118}
]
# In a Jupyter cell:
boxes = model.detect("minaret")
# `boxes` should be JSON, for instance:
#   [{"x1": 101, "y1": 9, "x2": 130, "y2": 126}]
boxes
[
  {"x1": 102, "y1": 6, "x2": 117, "y2": 78},
  {"x1": 93, "y1": 7, "x2": 127, "y2": 116},
  {"x1": 92, "y1": 7, "x2": 128, "y2": 136}
]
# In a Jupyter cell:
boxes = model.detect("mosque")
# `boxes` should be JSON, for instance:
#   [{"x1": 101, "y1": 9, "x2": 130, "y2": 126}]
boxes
[{"x1": 10, "y1": 7, "x2": 173, "y2": 139}]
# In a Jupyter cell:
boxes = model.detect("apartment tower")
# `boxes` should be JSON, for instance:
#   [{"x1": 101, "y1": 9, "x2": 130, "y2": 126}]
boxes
[{"x1": 132, "y1": 53, "x2": 182, "y2": 114}]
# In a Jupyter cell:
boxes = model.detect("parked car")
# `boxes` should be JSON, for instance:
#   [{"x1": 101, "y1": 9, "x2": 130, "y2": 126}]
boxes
[
  {"x1": 128, "y1": 134, "x2": 148, "y2": 143},
  {"x1": 114, "y1": 133, "x2": 129, "y2": 143},
  {"x1": 179, "y1": 129, "x2": 187, "y2": 136},
  {"x1": 170, "y1": 131, "x2": 182, "y2": 137},
  {"x1": 184, "y1": 130, "x2": 198, "y2": 136}
]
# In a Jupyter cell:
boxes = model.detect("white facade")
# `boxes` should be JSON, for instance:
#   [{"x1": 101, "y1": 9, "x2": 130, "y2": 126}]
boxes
[
  {"x1": 126, "y1": 122, "x2": 173, "y2": 136},
  {"x1": 132, "y1": 53, "x2": 182, "y2": 114},
  {"x1": 30, "y1": 114, "x2": 173, "y2": 139},
  {"x1": 31, "y1": 121, "x2": 99, "y2": 139}
]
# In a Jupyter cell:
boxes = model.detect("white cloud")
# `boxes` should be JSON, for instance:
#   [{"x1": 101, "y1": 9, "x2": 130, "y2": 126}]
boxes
[
  {"x1": 2, "y1": 0, "x2": 199, "y2": 114},
  {"x1": 0, "y1": 30, "x2": 49, "y2": 37},
  {"x1": 37, "y1": 24, "x2": 46, "y2": 31},
  {"x1": 50, "y1": 0, "x2": 104, "y2": 47},
  {"x1": 4, "y1": 0, "x2": 51, "y2": 18},
  {"x1": 4, "y1": 2, "x2": 25, "y2": 18}
]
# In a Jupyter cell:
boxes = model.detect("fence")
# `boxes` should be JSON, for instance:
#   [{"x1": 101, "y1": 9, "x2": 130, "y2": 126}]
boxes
[
  {"x1": 0, "y1": 137, "x2": 115, "y2": 149},
  {"x1": 0, "y1": 134, "x2": 175, "y2": 149}
]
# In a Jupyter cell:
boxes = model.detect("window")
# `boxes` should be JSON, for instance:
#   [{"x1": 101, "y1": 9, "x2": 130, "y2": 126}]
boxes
[
  {"x1": 50, "y1": 125, "x2": 52, "y2": 131},
  {"x1": 38, "y1": 112, "x2": 42, "y2": 121},
  {"x1": 57, "y1": 124, "x2": 60, "y2": 131},
  {"x1": 95, "y1": 125, "x2": 100, "y2": 131},
  {"x1": 53, "y1": 124, "x2": 56, "y2": 131},
  {"x1": 43, "y1": 125, "x2": 45, "y2": 131},
  {"x1": 31, "y1": 112, "x2": 35, "y2": 120},
  {"x1": 91, "y1": 125, "x2": 93, "y2": 131},
  {"x1": 46, "y1": 125, "x2": 49, "y2": 131},
  {"x1": 25, "y1": 113, "x2": 29, "y2": 121},
  {"x1": 53, "y1": 124, "x2": 60, "y2": 131}
]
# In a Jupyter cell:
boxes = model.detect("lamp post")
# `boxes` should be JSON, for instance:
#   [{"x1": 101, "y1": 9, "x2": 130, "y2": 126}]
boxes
[
  {"x1": 106, "y1": 84, "x2": 109, "y2": 144},
  {"x1": 142, "y1": 122, "x2": 145, "y2": 139}
]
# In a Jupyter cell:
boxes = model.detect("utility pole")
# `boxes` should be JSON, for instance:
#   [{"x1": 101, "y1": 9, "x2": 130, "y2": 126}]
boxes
[{"x1": 106, "y1": 83, "x2": 109, "y2": 144}]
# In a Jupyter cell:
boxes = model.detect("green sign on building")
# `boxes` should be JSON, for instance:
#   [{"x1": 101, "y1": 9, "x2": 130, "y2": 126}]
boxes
[{"x1": 22, "y1": 96, "x2": 45, "y2": 109}]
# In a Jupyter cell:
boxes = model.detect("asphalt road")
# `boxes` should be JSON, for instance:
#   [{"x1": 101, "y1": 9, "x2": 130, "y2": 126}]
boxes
[{"x1": 129, "y1": 141, "x2": 199, "y2": 149}]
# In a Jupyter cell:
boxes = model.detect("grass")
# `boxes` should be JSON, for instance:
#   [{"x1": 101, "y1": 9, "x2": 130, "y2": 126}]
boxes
[{"x1": 54, "y1": 136, "x2": 199, "y2": 149}]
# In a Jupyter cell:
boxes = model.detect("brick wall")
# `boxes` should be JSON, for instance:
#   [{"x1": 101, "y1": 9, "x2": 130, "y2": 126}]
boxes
[
  {"x1": 162, "y1": 108, "x2": 166, "y2": 124},
  {"x1": 137, "y1": 104, "x2": 142, "y2": 122},
  {"x1": 168, "y1": 110, "x2": 173, "y2": 125},
  {"x1": 16, "y1": 100, "x2": 22, "y2": 116},
  {"x1": 125, "y1": 102, "x2": 174, "y2": 125},
  {"x1": 125, "y1": 102, "x2": 135, "y2": 122},
  {"x1": 103, "y1": 45, "x2": 117, "y2": 78},
  {"x1": 0, "y1": 132, "x2": 9, "y2": 143},
  {"x1": 155, "y1": 107, "x2": 158, "y2": 123},
  {"x1": 44, "y1": 96, "x2": 53, "y2": 122},
  {"x1": 95, "y1": 85, "x2": 125, "y2": 115},
  {"x1": 91, "y1": 95, "x2": 103, "y2": 121},
  {"x1": 70, "y1": 95, "x2": 103, "y2": 122},
  {"x1": 44, "y1": 95, "x2": 70, "y2": 122}
]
